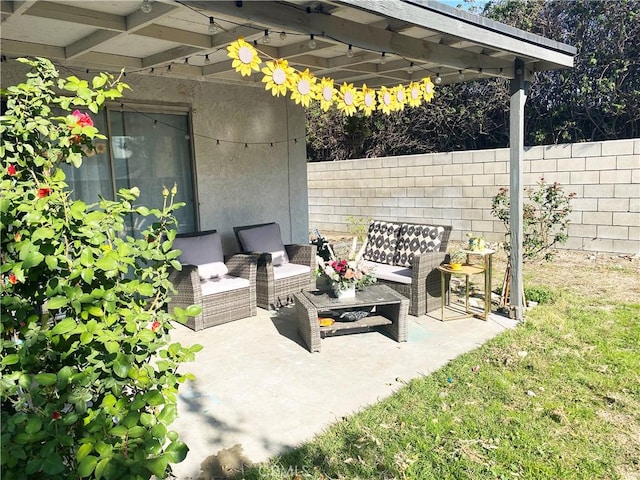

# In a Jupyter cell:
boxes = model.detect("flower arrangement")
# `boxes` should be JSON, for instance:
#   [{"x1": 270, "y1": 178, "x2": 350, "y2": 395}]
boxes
[{"x1": 316, "y1": 237, "x2": 376, "y2": 295}]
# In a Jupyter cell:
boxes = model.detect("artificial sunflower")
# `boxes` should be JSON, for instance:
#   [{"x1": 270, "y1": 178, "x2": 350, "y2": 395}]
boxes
[
  {"x1": 290, "y1": 68, "x2": 317, "y2": 107},
  {"x1": 392, "y1": 85, "x2": 408, "y2": 111},
  {"x1": 422, "y1": 76, "x2": 435, "y2": 102},
  {"x1": 336, "y1": 82, "x2": 358, "y2": 117},
  {"x1": 316, "y1": 77, "x2": 336, "y2": 112},
  {"x1": 377, "y1": 86, "x2": 395, "y2": 115},
  {"x1": 227, "y1": 37, "x2": 261, "y2": 77},
  {"x1": 261, "y1": 59, "x2": 294, "y2": 97},
  {"x1": 407, "y1": 81, "x2": 423, "y2": 107},
  {"x1": 358, "y1": 84, "x2": 377, "y2": 116}
]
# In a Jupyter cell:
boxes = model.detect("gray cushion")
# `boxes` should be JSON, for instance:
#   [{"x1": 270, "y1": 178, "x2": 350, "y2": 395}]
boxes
[
  {"x1": 394, "y1": 224, "x2": 446, "y2": 267},
  {"x1": 198, "y1": 261, "x2": 229, "y2": 280},
  {"x1": 237, "y1": 223, "x2": 289, "y2": 266},
  {"x1": 174, "y1": 231, "x2": 226, "y2": 275},
  {"x1": 362, "y1": 221, "x2": 401, "y2": 265}
]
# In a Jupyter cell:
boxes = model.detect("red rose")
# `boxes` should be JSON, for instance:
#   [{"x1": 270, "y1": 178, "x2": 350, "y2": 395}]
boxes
[
  {"x1": 151, "y1": 320, "x2": 161, "y2": 332},
  {"x1": 7, "y1": 165, "x2": 17, "y2": 176},
  {"x1": 37, "y1": 187, "x2": 51, "y2": 198},
  {"x1": 8, "y1": 273, "x2": 18, "y2": 285},
  {"x1": 52, "y1": 411, "x2": 61, "y2": 420},
  {"x1": 71, "y1": 109, "x2": 94, "y2": 128}
]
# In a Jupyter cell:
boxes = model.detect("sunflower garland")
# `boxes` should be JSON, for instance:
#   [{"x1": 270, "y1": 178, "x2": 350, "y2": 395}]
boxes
[{"x1": 226, "y1": 38, "x2": 436, "y2": 116}]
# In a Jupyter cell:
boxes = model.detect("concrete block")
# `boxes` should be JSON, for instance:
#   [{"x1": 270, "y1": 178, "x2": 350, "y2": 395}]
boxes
[
  {"x1": 598, "y1": 198, "x2": 630, "y2": 212},
  {"x1": 340, "y1": 197, "x2": 355, "y2": 206},
  {"x1": 388, "y1": 207, "x2": 407, "y2": 218},
  {"x1": 432, "y1": 152, "x2": 453, "y2": 165},
  {"x1": 567, "y1": 211, "x2": 582, "y2": 223},
  {"x1": 629, "y1": 226, "x2": 640, "y2": 240},
  {"x1": 495, "y1": 149, "x2": 510, "y2": 162},
  {"x1": 424, "y1": 165, "x2": 443, "y2": 176},
  {"x1": 582, "y1": 211, "x2": 611, "y2": 225},
  {"x1": 406, "y1": 187, "x2": 424, "y2": 197},
  {"x1": 367, "y1": 197, "x2": 384, "y2": 207},
  {"x1": 572, "y1": 142, "x2": 602, "y2": 157},
  {"x1": 353, "y1": 197, "x2": 368, "y2": 207},
  {"x1": 461, "y1": 209, "x2": 484, "y2": 220},
  {"x1": 373, "y1": 168, "x2": 391, "y2": 178},
  {"x1": 450, "y1": 219, "x2": 473, "y2": 232},
  {"x1": 451, "y1": 197, "x2": 474, "y2": 209},
  {"x1": 443, "y1": 163, "x2": 464, "y2": 176},
  {"x1": 583, "y1": 237, "x2": 613, "y2": 252},
  {"x1": 543, "y1": 143, "x2": 572, "y2": 159},
  {"x1": 602, "y1": 139, "x2": 635, "y2": 156},
  {"x1": 569, "y1": 224, "x2": 597, "y2": 237},
  {"x1": 415, "y1": 197, "x2": 433, "y2": 208},
  {"x1": 406, "y1": 166, "x2": 424, "y2": 177},
  {"x1": 582, "y1": 184, "x2": 614, "y2": 198},
  {"x1": 463, "y1": 163, "x2": 484, "y2": 174},
  {"x1": 452, "y1": 174, "x2": 473, "y2": 186},
  {"x1": 484, "y1": 162, "x2": 507, "y2": 174},
  {"x1": 433, "y1": 197, "x2": 452, "y2": 208},
  {"x1": 399, "y1": 155, "x2": 419, "y2": 167},
  {"x1": 452, "y1": 151, "x2": 472, "y2": 164},
  {"x1": 424, "y1": 186, "x2": 445, "y2": 197},
  {"x1": 596, "y1": 225, "x2": 628, "y2": 240},
  {"x1": 612, "y1": 240, "x2": 640, "y2": 254},
  {"x1": 530, "y1": 159, "x2": 557, "y2": 173},
  {"x1": 635, "y1": 139, "x2": 640, "y2": 154},
  {"x1": 382, "y1": 178, "x2": 398, "y2": 188},
  {"x1": 443, "y1": 186, "x2": 463, "y2": 198},
  {"x1": 441, "y1": 208, "x2": 462, "y2": 220},
  {"x1": 630, "y1": 198, "x2": 640, "y2": 213},
  {"x1": 472, "y1": 149, "x2": 495, "y2": 163},
  {"x1": 571, "y1": 171, "x2": 600, "y2": 184},
  {"x1": 494, "y1": 174, "x2": 509, "y2": 186},
  {"x1": 613, "y1": 212, "x2": 640, "y2": 227},
  {"x1": 374, "y1": 187, "x2": 392, "y2": 198},
  {"x1": 392, "y1": 167, "x2": 407, "y2": 178},
  {"x1": 572, "y1": 198, "x2": 599, "y2": 212},
  {"x1": 471, "y1": 220, "x2": 494, "y2": 232},
  {"x1": 433, "y1": 176, "x2": 453, "y2": 186},
  {"x1": 398, "y1": 197, "x2": 415, "y2": 207},
  {"x1": 600, "y1": 170, "x2": 632, "y2": 184},
  {"x1": 616, "y1": 155, "x2": 640, "y2": 170},
  {"x1": 365, "y1": 158, "x2": 383, "y2": 169},
  {"x1": 632, "y1": 169, "x2": 640, "y2": 184},
  {"x1": 615, "y1": 184, "x2": 640, "y2": 198},
  {"x1": 405, "y1": 207, "x2": 425, "y2": 218},
  {"x1": 564, "y1": 237, "x2": 584, "y2": 250},
  {"x1": 472, "y1": 174, "x2": 495, "y2": 186},
  {"x1": 538, "y1": 172, "x2": 571, "y2": 185},
  {"x1": 556, "y1": 157, "x2": 585, "y2": 172},
  {"x1": 415, "y1": 176, "x2": 433, "y2": 187},
  {"x1": 586, "y1": 155, "x2": 617, "y2": 170},
  {"x1": 382, "y1": 157, "x2": 399, "y2": 168},
  {"x1": 524, "y1": 145, "x2": 544, "y2": 160},
  {"x1": 398, "y1": 176, "x2": 416, "y2": 187}
]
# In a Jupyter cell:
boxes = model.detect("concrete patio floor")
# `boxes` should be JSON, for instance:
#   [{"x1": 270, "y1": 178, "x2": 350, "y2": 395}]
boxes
[{"x1": 168, "y1": 304, "x2": 518, "y2": 480}]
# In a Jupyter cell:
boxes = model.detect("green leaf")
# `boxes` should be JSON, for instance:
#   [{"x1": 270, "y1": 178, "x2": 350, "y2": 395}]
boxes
[
  {"x1": 2, "y1": 354, "x2": 20, "y2": 366},
  {"x1": 76, "y1": 443, "x2": 93, "y2": 462},
  {"x1": 145, "y1": 455, "x2": 169, "y2": 478},
  {"x1": 47, "y1": 296, "x2": 69, "y2": 311},
  {"x1": 25, "y1": 416, "x2": 42, "y2": 434},
  {"x1": 42, "y1": 453, "x2": 65, "y2": 475},
  {"x1": 94, "y1": 457, "x2": 110, "y2": 480},
  {"x1": 34, "y1": 373, "x2": 57, "y2": 386},
  {"x1": 77, "y1": 455, "x2": 98, "y2": 478},
  {"x1": 81, "y1": 268, "x2": 94, "y2": 283},
  {"x1": 184, "y1": 304, "x2": 203, "y2": 317},
  {"x1": 113, "y1": 355, "x2": 130, "y2": 378},
  {"x1": 108, "y1": 425, "x2": 127, "y2": 437},
  {"x1": 95, "y1": 253, "x2": 119, "y2": 271},
  {"x1": 165, "y1": 440, "x2": 189, "y2": 463},
  {"x1": 50, "y1": 317, "x2": 75, "y2": 334},
  {"x1": 45, "y1": 255, "x2": 58, "y2": 270},
  {"x1": 32, "y1": 227, "x2": 55, "y2": 242},
  {"x1": 137, "y1": 283, "x2": 154, "y2": 296},
  {"x1": 22, "y1": 251, "x2": 44, "y2": 268},
  {"x1": 158, "y1": 404, "x2": 177, "y2": 424}
]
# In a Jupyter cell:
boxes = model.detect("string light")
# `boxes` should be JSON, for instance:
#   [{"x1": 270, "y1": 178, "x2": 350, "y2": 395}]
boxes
[
  {"x1": 308, "y1": 34, "x2": 316, "y2": 49},
  {"x1": 380, "y1": 52, "x2": 387, "y2": 64},
  {"x1": 458, "y1": 69, "x2": 464, "y2": 80},
  {"x1": 184, "y1": 57, "x2": 189, "y2": 64},
  {"x1": 263, "y1": 30, "x2": 271, "y2": 45},
  {"x1": 279, "y1": 31, "x2": 287, "y2": 40},
  {"x1": 407, "y1": 62, "x2": 414, "y2": 74},
  {"x1": 435, "y1": 72, "x2": 442, "y2": 84},
  {"x1": 347, "y1": 45, "x2": 354, "y2": 58},
  {"x1": 204, "y1": 54, "x2": 211, "y2": 64},
  {"x1": 208, "y1": 17, "x2": 219, "y2": 34},
  {"x1": 140, "y1": 0, "x2": 152, "y2": 13}
]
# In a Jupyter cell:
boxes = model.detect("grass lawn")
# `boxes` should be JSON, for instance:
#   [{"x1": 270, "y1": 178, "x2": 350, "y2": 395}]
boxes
[{"x1": 242, "y1": 249, "x2": 640, "y2": 479}]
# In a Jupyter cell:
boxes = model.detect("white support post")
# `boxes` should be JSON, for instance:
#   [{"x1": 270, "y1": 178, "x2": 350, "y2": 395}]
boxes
[{"x1": 509, "y1": 59, "x2": 529, "y2": 322}]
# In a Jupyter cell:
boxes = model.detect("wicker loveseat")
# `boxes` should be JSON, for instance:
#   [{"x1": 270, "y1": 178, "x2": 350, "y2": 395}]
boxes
[
  {"x1": 168, "y1": 230, "x2": 258, "y2": 331},
  {"x1": 362, "y1": 220, "x2": 451, "y2": 316},
  {"x1": 233, "y1": 222, "x2": 316, "y2": 310}
]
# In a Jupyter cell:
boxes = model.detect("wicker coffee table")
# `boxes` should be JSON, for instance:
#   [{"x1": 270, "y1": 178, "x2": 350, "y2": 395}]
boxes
[{"x1": 293, "y1": 284, "x2": 409, "y2": 353}]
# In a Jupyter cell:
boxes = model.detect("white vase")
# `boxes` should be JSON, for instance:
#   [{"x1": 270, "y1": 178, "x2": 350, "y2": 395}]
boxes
[{"x1": 333, "y1": 285, "x2": 356, "y2": 299}]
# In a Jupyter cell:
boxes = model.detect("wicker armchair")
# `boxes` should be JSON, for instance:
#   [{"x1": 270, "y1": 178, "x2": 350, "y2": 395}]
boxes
[
  {"x1": 233, "y1": 222, "x2": 316, "y2": 310},
  {"x1": 168, "y1": 230, "x2": 258, "y2": 330}
]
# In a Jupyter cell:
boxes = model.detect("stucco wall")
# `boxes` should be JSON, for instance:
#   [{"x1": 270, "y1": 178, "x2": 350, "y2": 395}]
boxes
[
  {"x1": 1, "y1": 63, "x2": 309, "y2": 253},
  {"x1": 308, "y1": 139, "x2": 640, "y2": 254}
]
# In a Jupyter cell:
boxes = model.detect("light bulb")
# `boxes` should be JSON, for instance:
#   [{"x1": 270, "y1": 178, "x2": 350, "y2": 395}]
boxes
[
  {"x1": 204, "y1": 54, "x2": 211, "y2": 64},
  {"x1": 435, "y1": 73, "x2": 442, "y2": 84},
  {"x1": 458, "y1": 70, "x2": 465, "y2": 80},
  {"x1": 380, "y1": 52, "x2": 387, "y2": 65},
  {"x1": 407, "y1": 62, "x2": 414, "y2": 74},
  {"x1": 140, "y1": 0, "x2": 152, "y2": 13},
  {"x1": 208, "y1": 17, "x2": 219, "y2": 34},
  {"x1": 263, "y1": 30, "x2": 271, "y2": 44},
  {"x1": 308, "y1": 34, "x2": 316, "y2": 49},
  {"x1": 347, "y1": 45, "x2": 354, "y2": 58},
  {"x1": 184, "y1": 57, "x2": 189, "y2": 64},
  {"x1": 279, "y1": 31, "x2": 287, "y2": 40}
]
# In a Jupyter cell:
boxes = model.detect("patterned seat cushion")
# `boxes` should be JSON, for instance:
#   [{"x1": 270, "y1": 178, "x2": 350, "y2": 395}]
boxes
[
  {"x1": 394, "y1": 224, "x2": 446, "y2": 267},
  {"x1": 362, "y1": 221, "x2": 401, "y2": 265}
]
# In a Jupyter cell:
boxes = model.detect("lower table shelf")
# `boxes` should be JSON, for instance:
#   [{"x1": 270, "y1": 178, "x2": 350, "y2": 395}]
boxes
[{"x1": 319, "y1": 314, "x2": 393, "y2": 338}]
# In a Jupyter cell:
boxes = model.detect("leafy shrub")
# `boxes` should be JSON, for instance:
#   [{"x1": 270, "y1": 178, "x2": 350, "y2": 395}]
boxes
[
  {"x1": 1, "y1": 58, "x2": 201, "y2": 479},
  {"x1": 524, "y1": 286, "x2": 557, "y2": 305}
]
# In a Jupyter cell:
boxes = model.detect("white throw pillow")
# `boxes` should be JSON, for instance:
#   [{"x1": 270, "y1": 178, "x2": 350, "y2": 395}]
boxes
[
  {"x1": 238, "y1": 223, "x2": 289, "y2": 266},
  {"x1": 198, "y1": 261, "x2": 229, "y2": 280}
]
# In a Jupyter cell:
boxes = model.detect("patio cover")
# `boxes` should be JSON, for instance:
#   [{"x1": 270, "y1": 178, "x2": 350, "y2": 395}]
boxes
[{"x1": 0, "y1": 0, "x2": 576, "y2": 320}]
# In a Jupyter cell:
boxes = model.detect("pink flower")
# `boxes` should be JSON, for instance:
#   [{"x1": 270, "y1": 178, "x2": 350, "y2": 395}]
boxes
[
  {"x1": 37, "y1": 187, "x2": 51, "y2": 198},
  {"x1": 71, "y1": 110, "x2": 94, "y2": 128},
  {"x1": 52, "y1": 411, "x2": 61, "y2": 420},
  {"x1": 151, "y1": 320, "x2": 161, "y2": 332},
  {"x1": 7, "y1": 165, "x2": 17, "y2": 176}
]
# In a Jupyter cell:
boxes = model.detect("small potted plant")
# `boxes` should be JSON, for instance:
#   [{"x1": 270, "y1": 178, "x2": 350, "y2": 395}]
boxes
[
  {"x1": 466, "y1": 232, "x2": 486, "y2": 252},
  {"x1": 448, "y1": 250, "x2": 467, "y2": 270}
]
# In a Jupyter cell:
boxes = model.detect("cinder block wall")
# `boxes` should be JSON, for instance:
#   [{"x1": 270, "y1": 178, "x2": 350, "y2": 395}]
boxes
[{"x1": 308, "y1": 139, "x2": 640, "y2": 254}]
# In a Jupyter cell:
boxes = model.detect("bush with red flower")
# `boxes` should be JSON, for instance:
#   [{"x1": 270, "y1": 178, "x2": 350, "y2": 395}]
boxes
[{"x1": 0, "y1": 58, "x2": 201, "y2": 479}]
